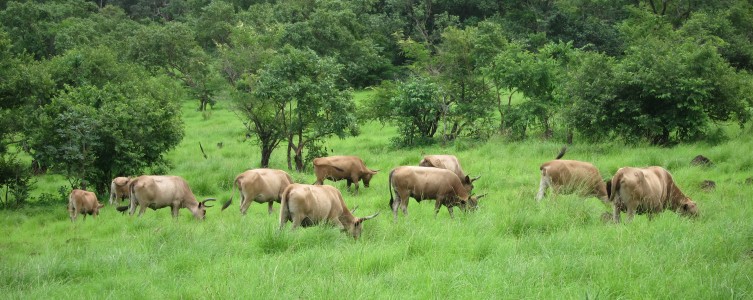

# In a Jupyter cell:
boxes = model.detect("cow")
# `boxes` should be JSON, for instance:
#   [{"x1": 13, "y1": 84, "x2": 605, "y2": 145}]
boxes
[
  {"x1": 221, "y1": 168, "x2": 294, "y2": 215},
  {"x1": 68, "y1": 189, "x2": 104, "y2": 222},
  {"x1": 609, "y1": 166, "x2": 698, "y2": 223},
  {"x1": 313, "y1": 156, "x2": 379, "y2": 195},
  {"x1": 389, "y1": 166, "x2": 485, "y2": 220},
  {"x1": 119, "y1": 175, "x2": 215, "y2": 220},
  {"x1": 109, "y1": 176, "x2": 131, "y2": 205},
  {"x1": 419, "y1": 155, "x2": 480, "y2": 192},
  {"x1": 536, "y1": 147, "x2": 610, "y2": 205},
  {"x1": 279, "y1": 183, "x2": 379, "y2": 239}
]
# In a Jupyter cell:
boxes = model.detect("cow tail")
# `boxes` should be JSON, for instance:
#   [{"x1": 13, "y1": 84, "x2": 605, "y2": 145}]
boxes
[
  {"x1": 279, "y1": 186, "x2": 291, "y2": 226},
  {"x1": 388, "y1": 169, "x2": 395, "y2": 209},
  {"x1": 609, "y1": 171, "x2": 622, "y2": 204},
  {"x1": 109, "y1": 180, "x2": 116, "y2": 205},
  {"x1": 222, "y1": 177, "x2": 239, "y2": 211},
  {"x1": 555, "y1": 146, "x2": 567, "y2": 160},
  {"x1": 126, "y1": 178, "x2": 138, "y2": 214}
]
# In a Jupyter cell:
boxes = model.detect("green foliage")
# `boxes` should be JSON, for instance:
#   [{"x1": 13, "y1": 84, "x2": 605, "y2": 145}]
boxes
[{"x1": 366, "y1": 76, "x2": 441, "y2": 148}]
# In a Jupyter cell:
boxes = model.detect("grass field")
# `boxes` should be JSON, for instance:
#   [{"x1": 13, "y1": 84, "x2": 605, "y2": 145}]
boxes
[{"x1": 2, "y1": 95, "x2": 753, "y2": 299}]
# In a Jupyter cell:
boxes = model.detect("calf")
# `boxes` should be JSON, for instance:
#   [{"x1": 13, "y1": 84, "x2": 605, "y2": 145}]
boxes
[
  {"x1": 68, "y1": 189, "x2": 104, "y2": 222},
  {"x1": 279, "y1": 183, "x2": 379, "y2": 239},
  {"x1": 109, "y1": 176, "x2": 131, "y2": 205},
  {"x1": 536, "y1": 147, "x2": 609, "y2": 205},
  {"x1": 610, "y1": 166, "x2": 698, "y2": 222},
  {"x1": 222, "y1": 169, "x2": 294, "y2": 215},
  {"x1": 313, "y1": 156, "x2": 378, "y2": 195},
  {"x1": 123, "y1": 175, "x2": 215, "y2": 220},
  {"x1": 419, "y1": 154, "x2": 480, "y2": 192},
  {"x1": 389, "y1": 166, "x2": 484, "y2": 220}
]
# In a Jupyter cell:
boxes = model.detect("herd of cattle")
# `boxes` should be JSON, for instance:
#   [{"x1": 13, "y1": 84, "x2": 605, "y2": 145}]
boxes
[{"x1": 67, "y1": 148, "x2": 699, "y2": 239}]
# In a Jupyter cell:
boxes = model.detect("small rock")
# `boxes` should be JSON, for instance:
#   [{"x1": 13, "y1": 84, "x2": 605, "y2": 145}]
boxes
[
  {"x1": 700, "y1": 180, "x2": 716, "y2": 191},
  {"x1": 691, "y1": 155, "x2": 713, "y2": 167}
]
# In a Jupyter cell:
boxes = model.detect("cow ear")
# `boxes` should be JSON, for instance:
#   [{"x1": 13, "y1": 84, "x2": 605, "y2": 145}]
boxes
[{"x1": 464, "y1": 175, "x2": 471, "y2": 183}]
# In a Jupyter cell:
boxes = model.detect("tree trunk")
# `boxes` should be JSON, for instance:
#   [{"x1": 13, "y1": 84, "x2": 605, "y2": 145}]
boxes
[{"x1": 260, "y1": 145, "x2": 273, "y2": 168}]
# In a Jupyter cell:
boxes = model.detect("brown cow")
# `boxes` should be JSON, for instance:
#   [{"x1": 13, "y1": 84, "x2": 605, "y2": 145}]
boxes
[
  {"x1": 68, "y1": 189, "x2": 104, "y2": 222},
  {"x1": 419, "y1": 155, "x2": 480, "y2": 192},
  {"x1": 536, "y1": 147, "x2": 609, "y2": 205},
  {"x1": 279, "y1": 183, "x2": 379, "y2": 239},
  {"x1": 221, "y1": 168, "x2": 294, "y2": 215},
  {"x1": 109, "y1": 176, "x2": 131, "y2": 205},
  {"x1": 313, "y1": 156, "x2": 378, "y2": 195},
  {"x1": 122, "y1": 175, "x2": 215, "y2": 220},
  {"x1": 389, "y1": 166, "x2": 484, "y2": 220},
  {"x1": 609, "y1": 166, "x2": 698, "y2": 223}
]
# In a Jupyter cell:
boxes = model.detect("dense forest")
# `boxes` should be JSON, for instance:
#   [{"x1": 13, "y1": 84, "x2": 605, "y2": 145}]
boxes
[{"x1": 1, "y1": 0, "x2": 752, "y2": 206}]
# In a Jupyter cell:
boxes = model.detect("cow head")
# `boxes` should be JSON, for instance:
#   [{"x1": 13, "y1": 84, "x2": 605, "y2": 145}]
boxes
[
  {"x1": 347, "y1": 212, "x2": 379, "y2": 240},
  {"x1": 362, "y1": 170, "x2": 379, "y2": 188},
  {"x1": 193, "y1": 198, "x2": 216, "y2": 220},
  {"x1": 463, "y1": 193, "x2": 486, "y2": 212},
  {"x1": 678, "y1": 198, "x2": 698, "y2": 217}
]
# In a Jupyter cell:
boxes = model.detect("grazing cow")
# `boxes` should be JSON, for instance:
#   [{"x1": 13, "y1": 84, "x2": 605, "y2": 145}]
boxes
[
  {"x1": 120, "y1": 175, "x2": 215, "y2": 220},
  {"x1": 221, "y1": 168, "x2": 294, "y2": 215},
  {"x1": 419, "y1": 155, "x2": 480, "y2": 192},
  {"x1": 389, "y1": 166, "x2": 485, "y2": 220},
  {"x1": 279, "y1": 183, "x2": 379, "y2": 239},
  {"x1": 68, "y1": 189, "x2": 104, "y2": 222},
  {"x1": 313, "y1": 156, "x2": 379, "y2": 195},
  {"x1": 609, "y1": 166, "x2": 698, "y2": 223},
  {"x1": 536, "y1": 147, "x2": 609, "y2": 205},
  {"x1": 109, "y1": 176, "x2": 131, "y2": 205}
]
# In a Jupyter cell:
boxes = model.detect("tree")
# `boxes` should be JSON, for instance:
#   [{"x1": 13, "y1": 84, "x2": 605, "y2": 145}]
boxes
[
  {"x1": 365, "y1": 75, "x2": 442, "y2": 147},
  {"x1": 126, "y1": 22, "x2": 220, "y2": 111},
  {"x1": 27, "y1": 47, "x2": 185, "y2": 194},
  {"x1": 559, "y1": 10, "x2": 753, "y2": 144}
]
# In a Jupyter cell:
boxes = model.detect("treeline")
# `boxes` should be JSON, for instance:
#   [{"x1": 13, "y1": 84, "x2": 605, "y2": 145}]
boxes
[{"x1": 1, "y1": 0, "x2": 752, "y2": 206}]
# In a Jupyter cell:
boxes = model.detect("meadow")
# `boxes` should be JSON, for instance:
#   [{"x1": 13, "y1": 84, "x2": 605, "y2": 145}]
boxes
[{"x1": 2, "y1": 96, "x2": 753, "y2": 299}]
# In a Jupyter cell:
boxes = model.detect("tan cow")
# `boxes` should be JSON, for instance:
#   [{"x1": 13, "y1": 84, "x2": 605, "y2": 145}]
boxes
[
  {"x1": 313, "y1": 156, "x2": 378, "y2": 195},
  {"x1": 609, "y1": 166, "x2": 698, "y2": 222},
  {"x1": 419, "y1": 155, "x2": 480, "y2": 192},
  {"x1": 68, "y1": 189, "x2": 104, "y2": 222},
  {"x1": 221, "y1": 168, "x2": 294, "y2": 215},
  {"x1": 109, "y1": 176, "x2": 131, "y2": 205},
  {"x1": 389, "y1": 166, "x2": 484, "y2": 220},
  {"x1": 121, "y1": 175, "x2": 215, "y2": 220},
  {"x1": 279, "y1": 183, "x2": 379, "y2": 239},
  {"x1": 536, "y1": 147, "x2": 609, "y2": 205}
]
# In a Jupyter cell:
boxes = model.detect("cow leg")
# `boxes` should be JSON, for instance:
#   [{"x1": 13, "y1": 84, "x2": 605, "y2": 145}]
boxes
[
  {"x1": 352, "y1": 177, "x2": 360, "y2": 195},
  {"x1": 626, "y1": 203, "x2": 636, "y2": 222},
  {"x1": 279, "y1": 209, "x2": 289, "y2": 231},
  {"x1": 345, "y1": 179, "x2": 353, "y2": 193},
  {"x1": 171, "y1": 205, "x2": 180, "y2": 219},
  {"x1": 240, "y1": 197, "x2": 252, "y2": 216},
  {"x1": 138, "y1": 205, "x2": 147, "y2": 217},
  {"x1": 612, "y1": 202, "x2": 621, "y2": 223},
  {"x1": 291, "y1": 214, "x2": 306, "y2": 230},
  {"x1": 434, "y1": 200, "x2": 443, "y2": 218},
  {"x1": 267, "y1": 201, "x2": 275, "y2": 214},
  {"x1": 536, "y1": 175, "x2": 551, "y2": 201}
]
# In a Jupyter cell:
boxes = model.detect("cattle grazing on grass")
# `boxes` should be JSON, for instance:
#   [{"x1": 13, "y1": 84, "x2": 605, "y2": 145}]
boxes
[
  {"x1": 109, "y1": 177, "x2": 131, "y2": 205},
  {"x1": 313, "y1": 156, "x2": 379, "y2": 195},
  {"x1": 419, "y1": 154, "x2": 480, "y2": 192},
  {"x1": 221, "y1": 168, "x2": 294, "y2": 215},
  {"x1": 609, "y1": 166, "x2": 698, "y2": 223},
  {"x1": 389, "y1": 166, "x2": 485, "y2": 220},
  {"x1": 68, "y1": 189, "x2": 104, "y2": 222},
  {"x1": 118, "y1": 175, "x2": 215, "y2": 220},
  {"x1": 536, "y1": 147, "x2": 610, "y2": 205},
  {"x1": 279, "y1": 183, "x2": 379, "y2": 239}
]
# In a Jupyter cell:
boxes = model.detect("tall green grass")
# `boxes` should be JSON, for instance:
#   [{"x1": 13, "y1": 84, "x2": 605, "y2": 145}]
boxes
[{"x1": 2, "y1": 97, "x2": 752, "y2": 299}]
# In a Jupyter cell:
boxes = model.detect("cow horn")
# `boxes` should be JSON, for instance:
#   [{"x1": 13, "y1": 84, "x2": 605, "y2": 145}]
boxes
[
  {"x1": 202, "y1": 198, "x2": 216, "y2": 207},
  {"x1": 471, "y1": 175, "x2": 481, "y2": 182},
  {"x1": 351, "y1": 205, "x2": 359, "y2": 213},
  {"x1": 360, "y1": 212, "x2": 380, "y2": 221},
  {"x1": 475, "y1": 193, "x2": 487, "y2": 200}
]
